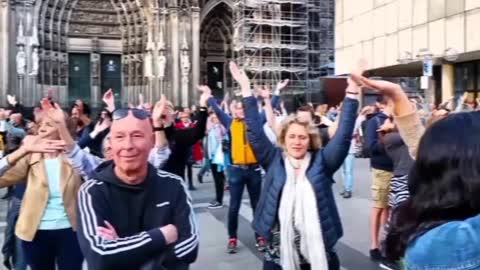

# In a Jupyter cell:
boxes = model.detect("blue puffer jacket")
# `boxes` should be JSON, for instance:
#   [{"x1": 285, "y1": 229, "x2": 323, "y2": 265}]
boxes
[{"x1": 243, "y1": 96, "x2": 359, "y2": 250}]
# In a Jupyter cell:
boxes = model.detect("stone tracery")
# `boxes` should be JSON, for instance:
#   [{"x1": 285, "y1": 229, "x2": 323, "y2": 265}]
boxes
[{"x1": 2, "y1": 0, "x2": 210, "y2": 107}]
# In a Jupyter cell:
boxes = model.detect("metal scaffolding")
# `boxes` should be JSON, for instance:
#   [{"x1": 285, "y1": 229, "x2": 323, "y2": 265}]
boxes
[
  {"x1": 232, "y1": 0, "x2": 309, "y2": 94},
  {"x1": 232, "y1": 0, "x2": 334, "y2": 96}
]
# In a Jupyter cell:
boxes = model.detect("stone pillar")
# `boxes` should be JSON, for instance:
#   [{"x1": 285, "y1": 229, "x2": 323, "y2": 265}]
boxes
[
  {"x1": 425, "y1": 77, "x2": 435, "y2": 106},
  {"x1": 0, "y1": 0, "x2": 9, "y2": 106},
  {"x1": 441, "y1": 63, "x2": 455, "y2": 103},
  {"x1": 191, "y1": 6, "x2": 200, "y2": 105},
  {"x1": 91, "y1": 53, "x2": 101, "y2": 108},
  {"x1": 169, "y1": 7, "x2": 180, "y2": 105}
]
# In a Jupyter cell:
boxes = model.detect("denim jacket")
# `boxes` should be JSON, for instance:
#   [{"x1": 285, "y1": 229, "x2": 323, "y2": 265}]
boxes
[{"x1": 405, "y1": 215, "x2": 480, "y2": 270}]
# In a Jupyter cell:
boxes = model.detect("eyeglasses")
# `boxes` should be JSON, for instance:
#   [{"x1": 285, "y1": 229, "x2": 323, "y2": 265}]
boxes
[{"x1": 112, "y1": 108, "x2": 150, "y2": 121}]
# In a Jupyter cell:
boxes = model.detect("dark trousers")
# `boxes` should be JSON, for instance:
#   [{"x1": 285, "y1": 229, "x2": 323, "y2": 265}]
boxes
[
  {"x1": 211, "y1": 163, "x2": 225, "y2": 204},
  {"x1": 263, "y1": 250, "x2": 340, "y2": 270},
  {"x1": 22, "y1": 228, "x2": 83, "y2": 270},
  {"x1": 227, "y1": 165, "x2": 262, "y2": 239},
  {"x1": 185, "y1": 164, "x2": 193, "y2": 187}
]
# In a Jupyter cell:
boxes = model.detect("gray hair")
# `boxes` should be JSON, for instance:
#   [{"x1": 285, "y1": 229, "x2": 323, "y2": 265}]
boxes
[{"x1": 102, "y1": 132, "x2": 111, "y2": 155}]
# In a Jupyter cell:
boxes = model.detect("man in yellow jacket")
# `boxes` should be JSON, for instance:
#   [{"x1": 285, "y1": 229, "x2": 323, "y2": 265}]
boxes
[{"x1": 204, "y1": 82, "x2": 284, "y2": 254}]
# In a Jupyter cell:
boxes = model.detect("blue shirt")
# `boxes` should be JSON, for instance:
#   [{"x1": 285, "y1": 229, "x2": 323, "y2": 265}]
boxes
[{"x1": 38, "y1": 158, "x2": 71, "y2": 230}]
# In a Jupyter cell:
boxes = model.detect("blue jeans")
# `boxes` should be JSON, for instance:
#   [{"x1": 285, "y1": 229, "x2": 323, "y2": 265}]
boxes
[
  {"x1": 14, "y1": 238, "x2": 26, "y2": 270},
  {"x1": 341, "y1": 154, "x2": 355, "y2": 192},
  {"x1": 198, "y1": 158, "x2": 211, "y2": 177},
  {"x1": 2, "y1": 197, "x2": 27, "y2": 270},
  {"x1": 227, "y1": 165, "x2": 262, "y2": 238}
]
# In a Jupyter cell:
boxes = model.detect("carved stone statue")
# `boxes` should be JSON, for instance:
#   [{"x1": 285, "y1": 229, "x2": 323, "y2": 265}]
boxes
[
  {"x1": 60, "y1": 54, "x2": 67, "y2": 85},
  {"x1": 157, "y1": 51, "x2": 166, "y2": 78},
  {"x1": 181, "y1": 50, "x2": 190, "y2": 102},
  {"x1": 91, "y1": 55, "x2": 100, "y2": 86},
  {"x1": 181, "y1": 50, "x2": 190, "y2": 76},
  {"x1": 181, "y1": 74, "x2": 189, "y2": 93},
  {"x1": 29, "y1": 47, "x2": 39, "y2": 76},
  {"x1": 16, "y1": 20, "x2": 25, "y2": 45},
  {"x1": 16, "y1": 46, "x2": 26, "y2": 76},
  {"x1": 144, "y1": 50, "x2": 153, "y2": 78}
]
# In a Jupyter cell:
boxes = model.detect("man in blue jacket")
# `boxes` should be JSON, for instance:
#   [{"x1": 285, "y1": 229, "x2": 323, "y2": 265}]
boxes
[
  {"x1": 365, "y1": 96, "x2": 394, "y2": 262},
  {"x1": 76, "y1": 107, "x2": 199, "y2": 270}
]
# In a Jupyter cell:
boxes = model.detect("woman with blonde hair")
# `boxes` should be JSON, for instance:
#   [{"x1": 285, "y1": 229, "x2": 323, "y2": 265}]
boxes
[
  {"x1": 230, "y1": 61, "x2": 359, "y2": 270},
  {"x1": 0, "y1": 100, "x2": 84, "y2": 270}
]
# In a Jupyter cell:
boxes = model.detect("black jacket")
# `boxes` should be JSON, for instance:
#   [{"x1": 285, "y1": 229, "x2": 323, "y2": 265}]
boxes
[
  {"x1": 365, "y1": 112, "x2": 394, "y2": 171},
  {"x1": 163, "y1": 109, "x2": 207, "y2": 178},
  {"x1": 77, "y1": 162, "x2": 198, "y2": 270}
]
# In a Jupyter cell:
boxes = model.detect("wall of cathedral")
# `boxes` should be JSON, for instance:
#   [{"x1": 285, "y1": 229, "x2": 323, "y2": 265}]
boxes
[{"x1": 2, "y1": 0, "x2": 201, "y2": 108}]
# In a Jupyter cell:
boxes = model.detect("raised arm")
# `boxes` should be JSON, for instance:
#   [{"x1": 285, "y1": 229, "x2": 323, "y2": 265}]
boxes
[
  {"x1": 148, "y1": 127, "x2": 171, "y2": 169},
  {"x1": 231, "y1": 62, "x2": 278, "y2": 169},
  {"x1": 164, "y1": 89, "x2": 209, "y2": 146},
  {"x1": 0, "y1": 136, "x2": 65, "y2": 187},
  {"x1": 208, "y1": 97, "x2": 232, "y2": 129},
  {"x1": 66, "y1": 145, "x2": 103, "y2": 180},
  {"x1": 148, "y1": 146, "x2": 171, "y2": 169},
  {"x1": 256, "y1": 80, "x2": 287, "y2": 125},
  {"x1": 102, "y1": 89, "x2": 116, "y2": 113},
  {"x1": 5, "y1": 121, "x2": 26, "y2": 139},
  {"x1": 168, "y1": 109, "x2": 207, "y2": 146},
  {"x1": 243, "y1": 96, "x2": 278, "y2": 170},
  {"x1": 352, "y1": 74, "x2": 424, "y2": 159},
  {"x1": 148, "y1": 95, "x2": 172, "y2": 169},
  {"x1": 320, "y1": 80, "x2": 359, "y2": 174},
  {"x1": 264, "y1": 95, "x2": 277, "y2": 131}
]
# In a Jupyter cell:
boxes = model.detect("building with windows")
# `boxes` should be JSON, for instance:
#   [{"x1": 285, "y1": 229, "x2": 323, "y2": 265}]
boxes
[{"x1": 335, "y1": 0, "x2": 480, "y2": 104}]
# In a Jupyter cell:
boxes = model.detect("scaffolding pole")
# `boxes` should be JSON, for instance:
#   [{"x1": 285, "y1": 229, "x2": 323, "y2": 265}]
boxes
[{"x1": 232, "y1": 0, "x2": 308, "y2": 95}]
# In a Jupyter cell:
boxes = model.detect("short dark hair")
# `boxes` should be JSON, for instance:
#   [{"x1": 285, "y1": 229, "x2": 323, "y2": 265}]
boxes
[
  {"x1": 296, "y1": 105, "x2": 315, "y2": 119},
  {"x1": 376, "y1": 95, "x2": 389, "y2": 105},
  {"x1": 297, "y1": 105, "x2": 313, "y2": 112}
]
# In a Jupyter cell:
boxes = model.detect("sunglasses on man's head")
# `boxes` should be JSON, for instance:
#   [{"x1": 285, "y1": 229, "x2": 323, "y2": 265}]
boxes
[{"x1": 112, "y1": 108, "x2": 151, "y2": 121}]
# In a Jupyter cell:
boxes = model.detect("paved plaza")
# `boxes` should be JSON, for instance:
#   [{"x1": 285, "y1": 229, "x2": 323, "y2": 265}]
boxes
[
  {"x1": 0, "y1": 158, "x2": 381, "y2": 270},
  {"x1": 190, "y1": 158, "x2": 381, "y2": 270}
]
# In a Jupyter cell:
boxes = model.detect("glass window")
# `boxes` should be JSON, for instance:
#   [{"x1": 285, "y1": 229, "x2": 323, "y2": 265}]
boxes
[
  {"x1": 465, "y1": 63, "x2": 475, "y2": 91},
  {"x1": 455, "y1": 64, "x2": 466, "y2": 93},
  {"x1": 477, "y1": 62, "x2": 480, "y2": 91}
]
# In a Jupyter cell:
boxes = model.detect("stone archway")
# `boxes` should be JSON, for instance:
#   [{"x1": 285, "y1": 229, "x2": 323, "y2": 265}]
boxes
[
  {"x1": 4, "y1": 0, "x2": 203, "y2": 108},
  {"x1": 200, "y1": 1, "x2": 233, "y2": 99},
  {"x1": 32, "y1": 0, "x2": 149, "y2": 107},
  {"x1": 3, "y1": 0, "x2": 150, "y2": 107}
]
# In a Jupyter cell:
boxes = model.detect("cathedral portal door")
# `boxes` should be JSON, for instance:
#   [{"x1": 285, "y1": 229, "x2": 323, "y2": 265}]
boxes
[
  {"x1": 68, "y1": 53, "x2": 91, "y2": 105},
  {"x1": 101, "y1": 54, "x2": 122, "y2": 108}
]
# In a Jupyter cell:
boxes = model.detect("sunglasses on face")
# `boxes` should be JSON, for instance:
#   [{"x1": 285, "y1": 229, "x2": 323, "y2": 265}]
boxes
[{"x1": 112, "y1": 108, "x2": 150, "y2": 121}]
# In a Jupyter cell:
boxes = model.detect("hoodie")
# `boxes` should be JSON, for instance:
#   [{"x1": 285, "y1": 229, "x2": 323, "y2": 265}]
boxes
[{"x1": 76, "y1": 161, "x2": 198, "y2": 270}]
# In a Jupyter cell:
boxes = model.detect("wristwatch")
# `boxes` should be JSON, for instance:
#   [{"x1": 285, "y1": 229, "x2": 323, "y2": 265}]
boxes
[{"x1": 153, "y1": 126, "x2": 165, "y2": 132}]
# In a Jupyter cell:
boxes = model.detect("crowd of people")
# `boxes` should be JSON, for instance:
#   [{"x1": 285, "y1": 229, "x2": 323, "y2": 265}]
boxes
[{"x1": 0, "y1": 59, "x2": 477, "y2": 270}]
